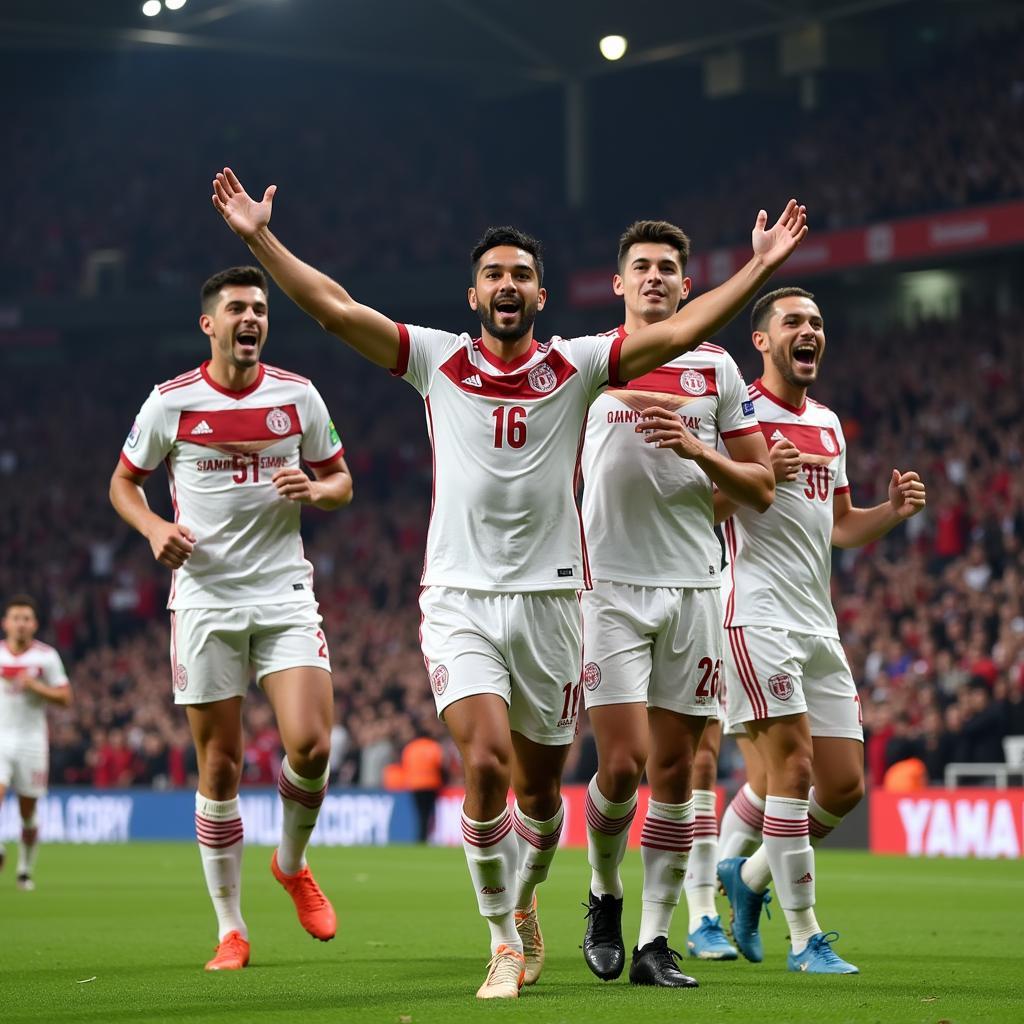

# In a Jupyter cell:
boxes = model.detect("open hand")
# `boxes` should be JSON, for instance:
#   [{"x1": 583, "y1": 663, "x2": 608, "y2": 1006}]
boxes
[
  {"x1": 888, "y1": 469, "x2": 926, "y2": 519},
  {"x1": 752, "y1": 199, "x2": 808, "y2": 271},
  {"x1": 211, "y1": 167, "x2": 276, "y2": 241},
  {"x1": 769, "y1": 439, "x2": 802, "y2": 482},
  {"x1": 635, "y1": 406, "x2": 707, "y2": 460}
]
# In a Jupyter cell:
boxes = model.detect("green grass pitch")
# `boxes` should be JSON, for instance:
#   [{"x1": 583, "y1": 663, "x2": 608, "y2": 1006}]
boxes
[{"x1": 2, "y1": 844, "x2": 1020, "y2": 1024}]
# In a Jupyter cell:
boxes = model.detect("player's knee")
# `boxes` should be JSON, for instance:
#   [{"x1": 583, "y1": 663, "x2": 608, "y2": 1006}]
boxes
[
  {"x1": 463, "y1": 746, "x2": 510, "y2": 796},
  {"x1": 286, "y1": 732, "x2": 331, "y2": 776},
  {"x1": 780, "y1": 751, "x2": 813, "y2": 795},
  {"x1": 601, "y1": 746, "x2": 646, "y2": 798}
]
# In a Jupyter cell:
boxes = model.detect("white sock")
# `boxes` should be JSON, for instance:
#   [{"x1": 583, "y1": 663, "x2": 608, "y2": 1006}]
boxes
[
  {"x1": 462, "y1": 807, "x2": 522, "y2": 955},
  {"x1": 684, "y1": 790, "x2": 719, "y2": 931},
  {"x1": 17, "y1": 815, "x2": 39, "y2": 876},
  {"x1": 740, "y1": 844, "x2": 772, "y2": 893},
  {"x1": 195, "y1": 793, "x2": 247, "y2": 940},
  {"x1": 808, "y1": 787, "x2": 844, "y2": 847},
  {"x1": 761, "y1": 795, "x2": 819, "y2": 954},
  {"x1": 276, "y1": 757, "x2": 329, "y2": 875},
  {"x1": 719, "y1": 783, "x2": 765, "y2": 860},
  {"x1": 513, "y1": 802, "x2": 564, "y2": 911},
  {"x1": 585, "y1": 775, "x2": 637, "y2": 899},
  {"x1": 638, "y1": 797, "x2": 694, "y2": 949}
]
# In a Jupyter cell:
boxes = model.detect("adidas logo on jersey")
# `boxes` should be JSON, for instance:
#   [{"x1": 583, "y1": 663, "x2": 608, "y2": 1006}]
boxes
[
  {"x1": 771, "y1": 428, "x2": 786, "y2": 442},
  {"x1": 191, "y1": 420, "x2": 214, "y2": 435},
  {"x1": 461, "y1": 374, "x2": 483, "y2": 388}
]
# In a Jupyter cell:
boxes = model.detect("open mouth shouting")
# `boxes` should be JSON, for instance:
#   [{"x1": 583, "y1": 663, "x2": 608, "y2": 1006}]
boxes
[
  {"x1": 493, "y1": 295, "x2": 522, "y2": 325},
  {"x1": 792, "y1": 340, "x2": 818, "y2": 368},
  {"x1": 234, "y1": 328, "x2": 261, "y2": 357}
]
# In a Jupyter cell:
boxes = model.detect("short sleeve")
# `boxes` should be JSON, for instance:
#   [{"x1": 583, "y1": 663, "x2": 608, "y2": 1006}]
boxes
[
  {"x1": 120, "y1": 388, "x2": 173, "y2": 476},
  {"x1": 43, "y1": 649, "x2": 69, "y2": 688},
  {"x1": 718, "y1": 357, "x2": 760, "y2": 439},
  {"x1": 391, "y1": 324, "x2": 463, "y2": 397},
  {"x1": 562, "y1": 332, "x2": 625, "y2": 401},
  {"x1": 300, "y1": 384, "x2": 345, "y2": 468},
  {"x1": 834, "y1": 419, "x2": 850, "y2": 494}
]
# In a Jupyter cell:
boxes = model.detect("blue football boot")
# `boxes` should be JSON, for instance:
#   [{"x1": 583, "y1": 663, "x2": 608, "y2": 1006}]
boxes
[
  {"x1": 687, "y1": 915, "x2": 739, "y2": 960},
  {"x1": 716, "y1": 857, "x2": 771, "y2": 963},
  {"x1": 787, "y1": 931, "x2": 859, "y2": 974}
]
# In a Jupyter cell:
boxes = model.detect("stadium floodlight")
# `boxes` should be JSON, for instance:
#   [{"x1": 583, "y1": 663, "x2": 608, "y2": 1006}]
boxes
[
  {"x1": 141, "y1": 0, "x2": 162, "y2": 15},
  {"x1": 599, "y1": 35, "x2": 628, "y2": 61},
  {"x1": 165, "y1": 0, "x2": 188, "y2": 9}
]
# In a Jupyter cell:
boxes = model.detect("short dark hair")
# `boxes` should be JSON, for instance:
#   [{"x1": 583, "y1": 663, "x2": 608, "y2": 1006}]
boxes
[
  {"x1": 3, "y1": 594, "x2": 37, "y2": 616},
  {"x1": 750, "y1": 286, "x2": 816, "y2": 333},
  {"x1": 200, "y1": 266, "x2": 269, "y2": 314},
  {"x1": 470, "y1": 227, "x2": 544, "y2": 286},
  {"x1": 617, "y1": 220, "x2": 691, "y2": 273}
]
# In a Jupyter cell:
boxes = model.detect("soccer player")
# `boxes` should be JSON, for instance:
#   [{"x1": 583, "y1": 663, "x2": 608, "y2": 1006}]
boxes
[
  {"x1": 0, "y1": 595, "x2": 73, "y2": 891},
  {"x1": 715, "y1": 287, "x2": 926, "y2": 974},
  {"x1": 579, "y1": 220, "x2": 773, "y2": 986},
  {"x1": 109, "y1": 266, "x2": 353, "y2": 971},
  {"x1": 210, "y1": 166, "x2": 806, "y2": 997}
]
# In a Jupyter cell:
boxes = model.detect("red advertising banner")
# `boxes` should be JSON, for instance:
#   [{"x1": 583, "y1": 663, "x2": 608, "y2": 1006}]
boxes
[
  {"x1": 429, "y1": 784, "x2": 724, "y2": 848},
  {"x1": 568, "y1": 199, "x2": 1024, "y2": 308},
  {"x1": 870, "y1": 789, "x2": 1024, "y2": 859}
]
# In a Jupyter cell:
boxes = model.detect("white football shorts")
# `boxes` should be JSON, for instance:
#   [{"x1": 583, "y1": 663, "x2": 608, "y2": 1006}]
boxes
[
  {"x1": 581, "y1": 581, "x2": 723, "y2": 717},
  {"x1": 0, "y1": 744, "x2": 49, "y2": 798},
  {"x1": 169, "y1": 602, "x2": 330, "y2": 705},
  {"x1": 722, "y1": 625, "x2": 863, "y2": 740},
  {"x1": 418, "y1": 587, "x2": 583, "y2": 746}
]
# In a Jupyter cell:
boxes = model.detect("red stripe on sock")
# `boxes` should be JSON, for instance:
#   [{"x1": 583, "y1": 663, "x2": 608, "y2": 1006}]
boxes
[
  {"x1": 512, "y1": 812, "x2": 562, "y2": 850},
  {"x1": 278, "y1": 774, "x2": 327, "y2": 809},
  {"x1": 585, "y1": 792, "x2": 636, "y2": 836},
  {"x1": 462, "y1": 812, "x2": 513, "y2": 848}
]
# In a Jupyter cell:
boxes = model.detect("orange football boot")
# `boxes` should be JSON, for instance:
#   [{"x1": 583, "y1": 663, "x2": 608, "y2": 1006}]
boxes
[
  {"x1": 271, "y1": 850, "x2": 337, "y2": 941},
  {"x1": 205, "y1": 930, "x2": 250, "y2": 971}
]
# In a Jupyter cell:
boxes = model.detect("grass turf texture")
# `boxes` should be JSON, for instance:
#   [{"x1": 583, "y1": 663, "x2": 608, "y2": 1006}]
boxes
[{"x1": 1, "y1": 845, "x2": 1019, "y2": 1024}]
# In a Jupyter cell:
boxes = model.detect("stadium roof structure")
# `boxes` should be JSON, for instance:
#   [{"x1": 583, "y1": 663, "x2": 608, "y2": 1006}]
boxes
[{"x1": 2, "y1": 0, "x2": 1021, "y2": 94}]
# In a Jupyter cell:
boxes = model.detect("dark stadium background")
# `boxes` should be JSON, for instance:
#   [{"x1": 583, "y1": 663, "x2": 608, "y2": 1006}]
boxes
[{"x1": 1, "y1": 0, "x2": 1022, "y2": 856}]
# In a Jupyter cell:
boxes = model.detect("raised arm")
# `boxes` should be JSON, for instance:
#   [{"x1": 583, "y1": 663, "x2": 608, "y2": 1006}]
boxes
[
  {"x1": 832, "y1": 469, "x2": 926, "y2": 548},
  {"x1": 618, "y1": 201, "x2": 807, "y2": 382},
  {"x1": 212, "y1": 167, "x2": 401, "y2": 369}
]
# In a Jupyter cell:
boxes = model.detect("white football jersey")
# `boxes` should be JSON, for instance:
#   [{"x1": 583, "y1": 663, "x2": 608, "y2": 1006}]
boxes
[
  {"x1": 394, "y1": 324, "x2": 624, "y2": 591},
  {"x1": 721, "y1": 378, "x2": 849, "y2": 637},
  {"x1": 0, "y1": 640, "x2": 69, "y2": 751},
  {"x1": 583, "y1": 331, "x2": 759, "y2": 587},
  {"x1": 120, "y1": 362, "x2": 344, "y2": 610}
]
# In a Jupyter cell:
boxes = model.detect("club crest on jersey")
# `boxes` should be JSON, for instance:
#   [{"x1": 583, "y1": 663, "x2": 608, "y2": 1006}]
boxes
[
  {"x1": 679, "y1": 369, "x2": 707, "y2": 396},
  {"x1": 768, "y1": 673, "x2": 794, "y2": 701},
  {"x1": 431, "y1": 665, "x2": 449, "y2": 696},
  {"x1": 174, "y1": 664, "x2": 188, "y2": 692},
  {"x1": 265, "y1": 407, "x2": 292, "y2": 436},
  {"x1": 527, "y1": 362, "x2": 557, "y2": 394},
  {"x1": 582, "y1": 662, "x2": 602, "y2": 691},
  {"x1": 126, "y1": 421, "x2": 141, "y2": 449},
  {"x1": 820, "y1": 429, "x2": 837, "y2": 454}
]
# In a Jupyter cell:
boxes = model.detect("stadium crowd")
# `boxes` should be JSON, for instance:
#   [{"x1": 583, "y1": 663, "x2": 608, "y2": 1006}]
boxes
[
  {"x1": 1, "y1": 302, "x2": 1022, "y2": 790},
  {"x1": 2, "y1": 21, "x2": 1022, "y2": 300}
]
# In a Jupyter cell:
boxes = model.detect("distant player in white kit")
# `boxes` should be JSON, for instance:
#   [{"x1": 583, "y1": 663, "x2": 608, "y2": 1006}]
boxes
[
  {"x1": 210, "y1": 166, "x2": 807, "y2": 997},
  {"x1": 109, "y1": 266, "x2": 354, "y2": 971},
  {"x1": 579, "y1": 221, "x2": 774, "y2": 986},
  {"x1": 0, "y1": 595, "x2": 73, "y2": 891},
  {"x1": 715, "y1": 287, "x2": 925, "y2": 974}
]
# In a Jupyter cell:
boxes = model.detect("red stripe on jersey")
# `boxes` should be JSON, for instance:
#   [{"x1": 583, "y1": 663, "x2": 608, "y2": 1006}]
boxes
[
  {"x1": 574, "y1": 418, "x2": 591, "y2": 588},
  {"x1": 264, "y1": 364, "x2": 310, "y2": 385},
  {"x1": 751, "y1": 378, "x2": 806, "y2": 415},
  {"x1": 757, "y1": 422, "x2": 839, "y2": 458},
  {"x1": 439, "y1": 348, "x2": 578, "y2": 399},
  {"x1": 199, "y1": 361, "x2": 266, "y2": 398},
  {"x1": 119, "y1": 451, "x2": 152, "y2": 477},
  {"x1": 305, "y1": 449, "x2": 345, "y2": 469},
  {"x1": 158, "y1": 370, "x2": 202, "y2": 394},
  {"x1": 835, "y1": 484, "x2": 850, "y2": 495},
  {"x1": 176, "y1": 405, "x2": 302, "y2": 444},
  {"x1": 721, "y1": 424, "x2": 760, "y2": 439},
  {"x1": 474, "y1": 337, "x2": 539, "y2": 373},
  {"x1": 608, "y1": 332, "x2": 626, "y2": 388},
  {"x1": 697, "y1": 342, "x2": 725, "y2": 353},
  {"x1": 620, "y1": 365, "x2": 718, "y2": 398},
  {"x1": 391, "y1": 323, "x2": 411, "y2": 377}
]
